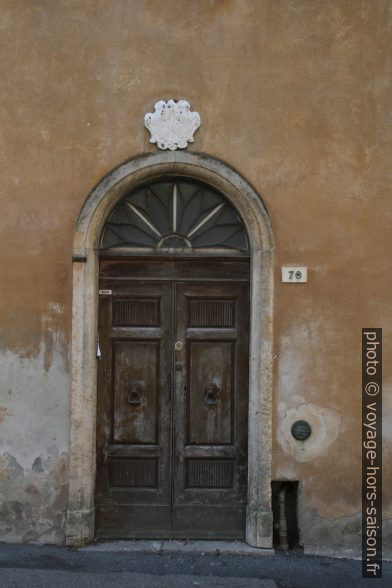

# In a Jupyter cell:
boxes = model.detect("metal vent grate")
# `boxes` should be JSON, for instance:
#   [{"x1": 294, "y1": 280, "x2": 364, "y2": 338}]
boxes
[
  {"x1": 188, "y1": 299, "x2": 235, "y2": 327},
  {"x1": 186, "y1": 459, "x2": 233, "y2": 488},
  {"x1": 110, "y1": 458, "x2": 158, "y2": 488},
  {"x1": 113, "y1": 299, "x2": 159, "y2": 326}
]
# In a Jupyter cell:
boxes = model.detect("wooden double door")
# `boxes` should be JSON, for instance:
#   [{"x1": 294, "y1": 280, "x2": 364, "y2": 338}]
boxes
[{"x1": 95, "y1": 258, "x2": 249, "y2": 539}]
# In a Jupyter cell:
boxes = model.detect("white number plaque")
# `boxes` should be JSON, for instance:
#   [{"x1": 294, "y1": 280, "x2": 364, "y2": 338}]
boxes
[{"x1": 282, "y1": 267, "x2": 307, "y2": 283}]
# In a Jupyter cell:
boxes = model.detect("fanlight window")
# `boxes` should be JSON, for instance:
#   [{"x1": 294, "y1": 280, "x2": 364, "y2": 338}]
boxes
[{"x1": 100, "y1": 179, "x2": 249, "y2": 255}]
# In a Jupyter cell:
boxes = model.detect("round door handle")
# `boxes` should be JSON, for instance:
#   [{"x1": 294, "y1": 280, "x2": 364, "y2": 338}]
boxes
[{"x1": 174, "y1": 341, "x2": 184, "y2": 351}]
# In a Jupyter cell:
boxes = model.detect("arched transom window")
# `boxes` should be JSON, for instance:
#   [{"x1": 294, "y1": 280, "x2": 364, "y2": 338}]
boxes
[{"x1": 100, "y1": 178, "x2": 249, "y2": 255}]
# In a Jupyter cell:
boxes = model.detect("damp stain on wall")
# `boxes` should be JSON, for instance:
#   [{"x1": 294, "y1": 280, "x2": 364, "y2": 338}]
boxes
[{"x1": 0, "y1": 324, "x2": 69, "y2": 543}]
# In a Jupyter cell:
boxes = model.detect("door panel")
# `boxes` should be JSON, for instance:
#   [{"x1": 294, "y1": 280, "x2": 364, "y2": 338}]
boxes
[
  {"x1": 95, "y1": 259, "x2": 249, "y2": 539},
  {"x1": 113, "y1": 298, "x2": 160, "y2": 327},
  {"x1": 172, "y1": 281, "x2": 249, "y2": 538},
  {"x1": 110, "y1": 457, "x2": 158, "y2": 487},
  {"x1": 188, "y1": 298, "x2": 236, "y2": 327},
  {"x1": 187, "y1": 340, "x2": 234, "y2": 445},
  {"x1": 112, "y1": 340, "x2": 159, "y2": 444},
  {"x1": 95, "y1": 280, "x2": 172, "y2": 538}
]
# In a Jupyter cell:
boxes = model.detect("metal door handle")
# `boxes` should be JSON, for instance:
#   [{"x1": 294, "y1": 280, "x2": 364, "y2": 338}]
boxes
[
  {"x1": 128, "y1": 385, "x2": 142, "y2": 405},
  {"x1": 203, "y1": 382, "x2": 219, "y2": 406}
]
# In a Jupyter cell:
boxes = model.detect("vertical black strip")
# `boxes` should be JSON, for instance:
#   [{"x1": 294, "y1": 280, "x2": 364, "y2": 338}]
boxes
[{"x1": 362, "y1": 328, "x2": 382, "y2": 578}]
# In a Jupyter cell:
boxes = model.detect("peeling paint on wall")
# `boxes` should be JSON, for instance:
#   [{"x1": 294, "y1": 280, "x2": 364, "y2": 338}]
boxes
[
  {"x1": 0, "y1": 334, "x2": 69, "y2": 543},
  {"x1": 0, "y1": 452, "x2": 68, "y2": 544}
]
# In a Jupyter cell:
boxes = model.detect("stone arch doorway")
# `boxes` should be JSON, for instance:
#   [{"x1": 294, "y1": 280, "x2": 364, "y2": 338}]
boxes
[{"x1": 66, "y1": 152, "x2": 274, "y2": 547}]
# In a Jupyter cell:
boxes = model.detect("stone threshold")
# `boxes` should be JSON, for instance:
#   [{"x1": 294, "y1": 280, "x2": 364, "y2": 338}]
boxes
[{"x1": 80, "y1": 539, "x2": 275, "y2": 557}]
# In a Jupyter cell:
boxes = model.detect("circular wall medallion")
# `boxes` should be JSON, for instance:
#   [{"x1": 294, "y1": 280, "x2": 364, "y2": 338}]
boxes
[{"x1": 291, "y1": 420, "x2": 311, "y2": 441}]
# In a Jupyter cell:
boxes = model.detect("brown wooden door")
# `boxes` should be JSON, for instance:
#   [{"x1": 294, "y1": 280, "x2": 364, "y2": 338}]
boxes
[{"x1": 95, "y1": 258, "x2": 249, "y2": 539}]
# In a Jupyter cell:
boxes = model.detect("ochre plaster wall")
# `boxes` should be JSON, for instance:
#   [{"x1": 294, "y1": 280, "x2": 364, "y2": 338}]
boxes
[{"x1": 0, "y1": 0, "x2": 390, "y2": 555}]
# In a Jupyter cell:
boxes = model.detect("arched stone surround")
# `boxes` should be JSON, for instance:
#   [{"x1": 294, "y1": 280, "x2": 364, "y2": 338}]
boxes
[{"x1": 66, "y1": 151, "x2": 274, "y2": 548}]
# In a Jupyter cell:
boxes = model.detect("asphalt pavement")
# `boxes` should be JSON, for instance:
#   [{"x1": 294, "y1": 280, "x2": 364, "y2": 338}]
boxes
[{"x1": 0, "y1": 541, "x2": 390, "y2": 587}]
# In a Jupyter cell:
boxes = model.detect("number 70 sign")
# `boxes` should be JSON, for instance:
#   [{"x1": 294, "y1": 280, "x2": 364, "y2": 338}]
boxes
[{"x1": 281, "y1": 267, "x2": 307, "y2": 283}]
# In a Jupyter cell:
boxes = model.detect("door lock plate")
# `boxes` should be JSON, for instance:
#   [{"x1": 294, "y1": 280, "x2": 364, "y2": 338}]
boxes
[{"x1": 174, "y1": 341, "x2": 184, "y2": 351}]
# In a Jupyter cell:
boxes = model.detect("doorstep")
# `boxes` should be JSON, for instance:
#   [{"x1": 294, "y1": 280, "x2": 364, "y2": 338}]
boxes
[{"x1": 80, "y1": 539, "x2": 275, "y2": 557}]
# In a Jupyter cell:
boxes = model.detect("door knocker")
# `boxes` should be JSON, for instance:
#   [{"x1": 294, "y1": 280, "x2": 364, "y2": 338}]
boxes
[
  {"x1": 128, "y1": 384, "x2": 142, "y2": 406},
  {"x1": 203, "y1": 382, "x2": 219, "y2": 406}
]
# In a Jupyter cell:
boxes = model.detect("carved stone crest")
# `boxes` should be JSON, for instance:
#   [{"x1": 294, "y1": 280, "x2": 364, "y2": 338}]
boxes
[{"x1": 144, "y1": 100, "x2": 201, "y2": 151}]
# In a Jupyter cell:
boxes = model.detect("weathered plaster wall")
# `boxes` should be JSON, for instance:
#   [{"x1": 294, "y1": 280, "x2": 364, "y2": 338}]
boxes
[
  {"x1": 0, "y1": 321, "x2": 69, "y2": 543},
  {"x1": 0, "y1": 0, "x2": 390, "y2": 553}
]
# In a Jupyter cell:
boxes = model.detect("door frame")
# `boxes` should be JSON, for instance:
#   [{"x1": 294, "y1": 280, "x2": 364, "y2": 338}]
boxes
[{"x1": 66, "y1": 151, "x2": 274, "y2": 547}]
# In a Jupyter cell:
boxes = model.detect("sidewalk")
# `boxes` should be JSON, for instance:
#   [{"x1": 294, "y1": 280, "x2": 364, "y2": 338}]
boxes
[{"x1": 0, "y1": 541, "x2": 390, "y2": 587}]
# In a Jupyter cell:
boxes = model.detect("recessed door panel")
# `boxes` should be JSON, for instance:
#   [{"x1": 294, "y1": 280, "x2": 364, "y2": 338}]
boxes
[
  {"x1": 186, "y1": 459, "x2": 234, "y2": 488},
  {"x1": 188, "y1": 299, "x2": 236, "y2": 328},
  {"x1": 187, "y1": 340, "x2": 233, "y2": 445},
  {"x1": 109, "y1": 457, "x2": 158, "y2": 488},
  {"x1": 113, "y1": 298, "x2": 160, "y2": 327},
  {"x1": 113, "y1": 341, "x2": 159, "y2": 444}
]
